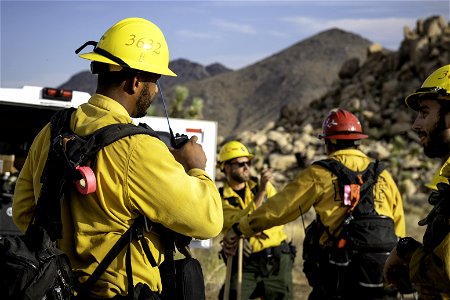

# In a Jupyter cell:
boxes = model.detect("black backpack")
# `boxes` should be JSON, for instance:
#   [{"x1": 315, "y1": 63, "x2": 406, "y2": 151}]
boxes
[
  {"x1": 0, "y1": 108, "x2": 202, "y2": 299},
  {"x1": 303, "y1": 159, "x2": 398, "y2": 298}
]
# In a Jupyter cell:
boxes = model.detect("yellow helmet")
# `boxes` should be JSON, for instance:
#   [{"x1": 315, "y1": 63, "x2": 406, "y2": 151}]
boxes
[
  {"x1": 76, "y1": 17, "x2": 176, "y2": 76},
  {"x1": 405, "y1": 64, "x2": 450, "y2": 111},
  {"x1": 217, "y1": 141, "x2": 254, "y2": 169}
]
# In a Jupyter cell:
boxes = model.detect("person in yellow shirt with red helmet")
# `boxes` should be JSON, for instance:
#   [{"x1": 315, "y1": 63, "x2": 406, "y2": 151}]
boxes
[
  {"x1": 222, "y1": 109, "x2": 406, "y2": 300},
  {"x1": 12, "y1": 17, "x2": 223, "y2": 299},
  {"x1": 217, "y1": 141, "x2": 294, "y2": 300},
  {"x1": 384, "y1": 64, "x2": 450, "y2": 299}
]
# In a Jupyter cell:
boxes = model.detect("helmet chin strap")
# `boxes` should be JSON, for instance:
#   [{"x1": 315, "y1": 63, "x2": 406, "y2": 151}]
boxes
[
  {"x1": 75, "y1": 40, "x2": 97, "y2": 54},
  {"x1": 75, "y1": 41, "x2": 130, "y2": 69}
]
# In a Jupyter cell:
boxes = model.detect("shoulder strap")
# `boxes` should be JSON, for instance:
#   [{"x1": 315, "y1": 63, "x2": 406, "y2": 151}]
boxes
[
  {"x1": 56, "y1": 119, "x2": 160, "y2": 169},
  {"x1": 77, "y1": 216, "x2": 157, "y2": 298},
  {"x1": 34, "y1": 108, "x2": 76, "y2": 240},
  {"x1": 35, "y1": 108, "x2": 161, "y2": 240},
  {"x1": 313, "y1": 159, "x2": 364, "y2": 185},
  {"x1": 313, "y1": 159, "x2": 384, "y2": 210},
  {"x1": 313, "y1": 158, "x2": 385, "y2": 240}
]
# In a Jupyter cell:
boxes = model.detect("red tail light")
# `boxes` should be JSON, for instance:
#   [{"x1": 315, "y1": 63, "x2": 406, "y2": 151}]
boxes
[{"x1": 42, "y1": 88, "x2": 73, "y2": 101}]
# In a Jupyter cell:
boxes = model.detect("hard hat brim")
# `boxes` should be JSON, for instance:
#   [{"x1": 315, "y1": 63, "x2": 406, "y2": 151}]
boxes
[
  {"x1": 405, "y1": 91, "x2": 450, "y2": 111},
  {"x1": 216, "y1": 154, "x2": 254, "y2": 170},
  {"x1": 79, "y1": 52, "x2": 177, "y2": 77},
  {"x1": 405, "y1": 92, "x2": 423, "y2": 111},
  {"x1": 218, "y1": 154, "x2": 254, "y2": 163},
  {"x1": 320, "y1": 133, "x2": 368, "y2": 140},
  {"x1": 226, "y1": 154, "x2": 255, "y2": 161}
]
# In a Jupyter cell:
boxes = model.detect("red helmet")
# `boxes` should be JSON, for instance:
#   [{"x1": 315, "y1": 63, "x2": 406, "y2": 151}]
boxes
[{"x1": 319, "y1": 108, "x2": 368, "y2": 140}]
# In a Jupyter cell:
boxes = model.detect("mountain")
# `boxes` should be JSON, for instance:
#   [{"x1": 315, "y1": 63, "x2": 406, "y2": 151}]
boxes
[
  {"x1": 170, "y1": 28, "x2": 372, "y2": 138},
  {"x1": 59, "y1": 71, "x2": 97, "y2": 95},
  {"x1": 59, "y1": 28, "x2": 372, "y2": 138},
  {"x1": 58, "y1": 60, "x2": 232, "y2": 96},
  {"x1": 160, "y1": 59, "x2": 232, "y2": 88}
]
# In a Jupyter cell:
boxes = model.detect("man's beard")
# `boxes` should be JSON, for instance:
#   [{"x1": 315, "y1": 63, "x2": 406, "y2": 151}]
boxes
[
  {"x1": 230, "y1": 171, "x2": 250, "y2": 184},
  {"x1": 135, "y1": 83, "x2": 152, "y2": 118},
  {"x1": 423, "y1": 115, "x2": 450, "y2": 158}
]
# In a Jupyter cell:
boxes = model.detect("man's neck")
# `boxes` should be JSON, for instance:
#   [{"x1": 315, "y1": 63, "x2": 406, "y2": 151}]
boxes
[{"x1": 229, "y1": 181, "x2": 245, "y2": 191}]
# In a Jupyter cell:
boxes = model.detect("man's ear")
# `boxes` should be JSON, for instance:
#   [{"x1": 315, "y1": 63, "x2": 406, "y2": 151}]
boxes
[
  {"x1": 445, "y1": 111, "x2": 450, "y2": 129},
  {"x1": 124, "y1": 76, "x2": 140, "y2": 95},
  {"x1": 324, "y1": 139, "x2": 334, "y2": 155}
]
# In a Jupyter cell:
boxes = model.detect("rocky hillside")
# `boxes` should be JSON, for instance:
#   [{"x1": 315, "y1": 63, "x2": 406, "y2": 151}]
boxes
[
  {"x1": 228, "y1": 16, "x2": 449, "y2": 211},
  {"x1": 179, "y1": 28, "x2": 371, "y2": 137}
]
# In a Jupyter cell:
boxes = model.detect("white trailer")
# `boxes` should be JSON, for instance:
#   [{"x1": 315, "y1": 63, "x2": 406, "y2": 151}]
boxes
[
  {"x1": 0, "y1": 86, "x2": 217, "y2": 180},
  {"x1": 0, "y1": 86, "x2": 217, "y2": 248}
]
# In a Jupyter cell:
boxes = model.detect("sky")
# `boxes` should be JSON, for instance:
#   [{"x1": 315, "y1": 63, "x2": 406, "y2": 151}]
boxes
[{"x1": 1, "y1": 0, "x2": 449, "y2": 89}]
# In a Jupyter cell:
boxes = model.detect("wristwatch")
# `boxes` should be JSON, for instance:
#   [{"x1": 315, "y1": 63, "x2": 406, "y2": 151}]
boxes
[
  {"x1": 396, "y1": 237, "x2": 421, "y2": 261},
  {"x1": 232, "y1": 223, "x2": 243, "y2": 237}
]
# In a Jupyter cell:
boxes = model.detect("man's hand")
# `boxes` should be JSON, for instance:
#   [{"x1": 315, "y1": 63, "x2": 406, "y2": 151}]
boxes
[
  {"x1": 254, "y1": 168, "x2": 273, "y2": 208},
  {"x1": 383, "y1": 246, "x2": 409, "y2": 290},
  {"x1": 259, "y1": 168, "x2": 273, "y2": 191},
  {"x1": 170, "y1": 136, "x2": 207, "y2": 171},
  {"x1": 222, "y1": 228, "x2": 239, "y2": 257}
]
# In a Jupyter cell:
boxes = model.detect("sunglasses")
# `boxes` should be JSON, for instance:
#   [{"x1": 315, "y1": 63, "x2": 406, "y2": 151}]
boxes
[{"x1": 229, "y1": 161, "x2": 251, "y2": 168}]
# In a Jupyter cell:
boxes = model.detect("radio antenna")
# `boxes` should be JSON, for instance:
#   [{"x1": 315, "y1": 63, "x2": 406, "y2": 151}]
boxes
[
  {"x1": 157, "y1": 80, "x2": 175, "y2": 139},
  {"x1": 156, "y1": 80, "x2": 189, "y2": 149}
]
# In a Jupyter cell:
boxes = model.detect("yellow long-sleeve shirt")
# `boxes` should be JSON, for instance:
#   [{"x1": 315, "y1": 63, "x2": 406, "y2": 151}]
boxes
[
  {"x1": 13, "y1": 94, "x2": 223, "y2": 298},
  {"x1": 239, "y1": 149, "x2": 406, "y2": 244},
  {"x1": 409, "y1": 159, "x2": 450, "y2": 299},
  {"x1": 221, "y1": 178, "x2": 287, "y2": 253}
]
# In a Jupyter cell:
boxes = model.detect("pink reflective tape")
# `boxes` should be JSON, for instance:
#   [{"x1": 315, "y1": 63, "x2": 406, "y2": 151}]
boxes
[
  {"x1": 75, "y1": 166, "x2": 97, "y2": 194},
  {"x1": 343, "y1": 185, "x2": 351, "y2": 206}
]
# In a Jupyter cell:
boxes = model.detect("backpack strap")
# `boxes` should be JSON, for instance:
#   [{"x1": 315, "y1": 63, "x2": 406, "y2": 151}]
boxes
[
  {"x1": 35, "y1": 108, "x2": 161, "y2": 241},
  {"x1": 34, "y1": 108, "x2": 76, "y2": 240},
  {"x1": 76, "y1": 215, "x2": 157, "y2": 298},
  {"x1": 313, "y1": 158, "x2": 384, "y2": 214},
  {"x1": 55, "y1": 115, "x2": 160, "y2": 170},
  {"x1": 313, "y1": 158, "x2": 385, "y2": 241}
]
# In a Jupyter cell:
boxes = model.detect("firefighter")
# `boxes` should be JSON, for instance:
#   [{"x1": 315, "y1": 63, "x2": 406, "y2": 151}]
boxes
[
  {"x1": 384, "y1": 64, "x2": 450, "y2": 298},
  {"x1": 218, "y1": 141, "x2": 294, "y2": 300},
  {"x1": 13, "y1": 17, "x2": 223, "y2": 299},
  {"x1": 222, "y1": 109, "x2": 406, "y2": 299}
]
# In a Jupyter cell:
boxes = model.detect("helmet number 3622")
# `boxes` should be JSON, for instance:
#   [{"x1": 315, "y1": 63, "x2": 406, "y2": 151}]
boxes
[
  {"x1": 438, "y1": 70, "x2": 449, "y2": 80},
  {"x1": 125, "y1": 34, "x2": 161, "y2": 55}
]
